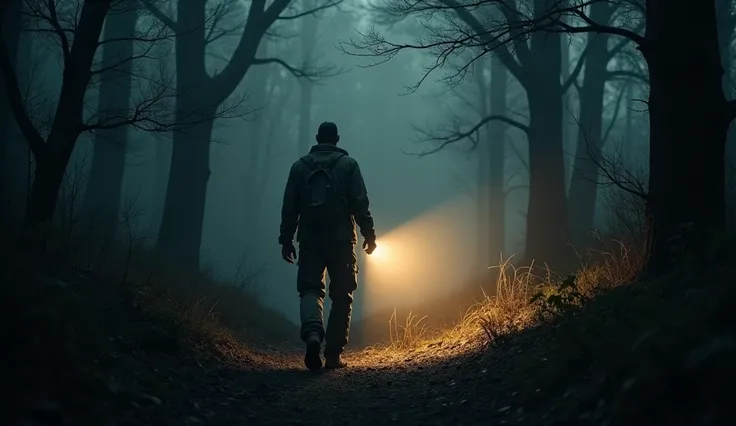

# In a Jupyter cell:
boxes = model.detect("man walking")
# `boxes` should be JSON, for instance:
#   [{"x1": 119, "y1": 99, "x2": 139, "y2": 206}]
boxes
[{"x1": 278, "y1": 121, "x2": 377, "y2": 371}]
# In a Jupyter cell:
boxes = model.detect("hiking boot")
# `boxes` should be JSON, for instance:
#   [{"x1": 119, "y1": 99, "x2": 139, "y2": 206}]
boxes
[
  {"x1": 304, "y1": 333, "x2": 323, "y2": 372},
  {"x1": 324, "y1": 355, "x2": 347, "y2": 369}
]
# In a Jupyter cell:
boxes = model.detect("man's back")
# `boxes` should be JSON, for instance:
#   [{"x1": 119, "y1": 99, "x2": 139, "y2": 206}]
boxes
[{"x1": 279, "y1": 143, "x2": 374, "y2": 247}]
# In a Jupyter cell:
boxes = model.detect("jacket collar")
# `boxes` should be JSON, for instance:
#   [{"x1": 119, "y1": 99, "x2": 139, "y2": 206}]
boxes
[{"x1": 309, "y1": 143, "x2": 349, "y2": 156}]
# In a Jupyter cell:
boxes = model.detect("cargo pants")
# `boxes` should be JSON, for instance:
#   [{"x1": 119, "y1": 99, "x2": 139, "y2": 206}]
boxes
[{"x1": 297, "y1": 243, "x2": 358, "y2": 358}]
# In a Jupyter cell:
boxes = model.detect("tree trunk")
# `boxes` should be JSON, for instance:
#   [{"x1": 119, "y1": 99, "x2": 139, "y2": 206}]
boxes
[
  {"x1": 156, "y1": 108, "x2": 216, "y2": 267},
  {"x1": 568, "y1": 6, "x2": 610, "y2": 245},
  {"x1": 487, "y1": 54, "x2": 507, "y2": 265},
  {"x1": 475, "y1": 58, "x2": 490, "y2": 271},
  {"x1": 13, "y1": 0, "x2": 111, "y2": 231},
  {"x1": 155, "y1": 50, "x2": 217, "y2": 266},
  {"x1": 297, "y1": 0, "x2": 318, "y2": 155},
  {"x1": 643, "y1": 0, "x2": 728, "y2": 271},
  {"x1": 149, "y1": 138, "x2": 170, "y2": 235},
  {"x1": 2, "y1": 36, "x2": 32, "y2": 222},
  {"x1": 716, "y1": 0, "x2": 736, "y2": 231},
  {"x1": 155, "y1": 0, "x2": 213, "y2": 267},
  {"x1": 81, "y1": 5, "x2": 137, "y2": 241},
  {"x1": 0, "y1": 0, "x2": 24, "y2": 219},
  {"x1": 560, "y1": 24, "x2": 573, "y2": 193},
  {"x1": 25, "y1": 147, "x2": 72, "y2": 227},
  {"x1": 523, "y1": 28, "x2": 570, "y2": 268},
  {"x1": 155, "y1": 0, "x2": 277, "y2": 268}
]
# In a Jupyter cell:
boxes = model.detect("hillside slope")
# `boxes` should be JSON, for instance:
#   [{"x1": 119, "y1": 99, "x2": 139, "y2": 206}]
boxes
[{"x1": 4, "y1": 247, "x2": 735, "y2": 426}]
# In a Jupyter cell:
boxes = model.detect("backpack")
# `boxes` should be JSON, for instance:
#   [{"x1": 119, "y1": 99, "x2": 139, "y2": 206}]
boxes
[{"x1": 299, "y1": 152, "x2": 346, "y2": 228}]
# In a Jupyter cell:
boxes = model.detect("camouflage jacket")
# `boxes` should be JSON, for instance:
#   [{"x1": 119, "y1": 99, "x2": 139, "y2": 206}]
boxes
[{"x1": 278, "y1": 144, "x2": 376, "y2": 247}]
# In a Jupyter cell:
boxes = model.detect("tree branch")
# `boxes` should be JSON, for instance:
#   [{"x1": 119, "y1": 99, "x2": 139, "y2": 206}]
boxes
[
  {"x1": 441, "y1": 0, "x2": 526, "y2": 85},
  {"x1": 605, "y1": 70, "x2": 649, "y2": 85},
  {"x1": 277, "y1": 0, "x2": 343, "y2": 20},
  {"x1": 561, "y1": 43, "x2": 590, "y2": 94},
  {"x1": 409, "y1": 113, "x2": 529, "y2": 157},
  {"x1": 252, "y1": 57, "x2": 341, "y2": 81},
  {"x1": 140, "y1": 0, "x2": 178, "y2": 32},
  {"x1": 47, "y1": 0, "x2": 71, "y2": 63},
  {"x1": 209, "y1": 0, "x2": 287, "y2": 101},
  {"x1": 558, "y1": 10, "x2": 645, "y2": 46}
]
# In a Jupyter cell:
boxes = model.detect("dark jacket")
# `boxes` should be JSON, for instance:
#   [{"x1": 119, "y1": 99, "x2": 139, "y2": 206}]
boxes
[{"x1": 278, "y1": 144, "x2": 376, "y2": 246}]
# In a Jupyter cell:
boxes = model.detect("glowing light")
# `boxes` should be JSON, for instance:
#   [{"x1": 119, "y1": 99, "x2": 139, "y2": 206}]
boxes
[
  {"x1": 362, "y1": 195, "x2": 478, "y2": 316},
  {"x1": 370, "y1": 242, "x2": 387, "y2": 259}
]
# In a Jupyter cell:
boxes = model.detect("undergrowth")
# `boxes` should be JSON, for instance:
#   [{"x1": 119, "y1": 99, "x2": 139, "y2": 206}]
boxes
[
  {"x1": 373, "y1": 236, "x2": 643, "y2": 355},
  {"x1": 2, "y1": 221, "x2": 298, "y2": 354}
]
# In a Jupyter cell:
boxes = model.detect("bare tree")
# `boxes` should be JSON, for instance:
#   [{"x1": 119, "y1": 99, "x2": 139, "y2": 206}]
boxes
[
  {"x1": 143, "y1": 0, "x2": 342, "y2": 268},
  {"x1": 0, "y1": 2, "x2": 128, "y2": 227},
  {"x1": 0, "y1": 0, "x2": 23, "y2": 171},
  {"x1": 0, "y1": 0, "x2": 30, "y2": 221},
  {"x1": 354, "y1": 0, "x2": 588, "y2": 268},
  {"x1": 567, "y1": 2, "x2": 643, "y2": 245},
  {"x1": 355, "y1": 0, "x2": 736, "y2": 272},
  {"x1": 556, "y1": 0, "x2": 734, "y2": 271}
]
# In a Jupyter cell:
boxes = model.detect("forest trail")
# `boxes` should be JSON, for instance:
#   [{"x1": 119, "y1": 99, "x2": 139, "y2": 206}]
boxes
[
  {"x1": 5, "y1": 267, "x2": 553, "y2": 426},
  {"x1": 161, "y1": 341, "x2": 508, "y2": 426},
  {"x1": 7, "y1": 254, "x2": 736, "y2": 426}
]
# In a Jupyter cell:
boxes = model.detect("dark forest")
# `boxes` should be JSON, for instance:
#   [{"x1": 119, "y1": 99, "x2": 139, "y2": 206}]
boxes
[{"x1": 2, "y1": 1, "x2": 734, "y2": 425}]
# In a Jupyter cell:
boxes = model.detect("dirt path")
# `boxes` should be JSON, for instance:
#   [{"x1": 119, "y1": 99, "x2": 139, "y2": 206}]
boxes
[
  {"x1": 147, "y1": 343, "x2": 511, "y2": 426},
  {"x1": 7, "y1": 271, "x2": 529, "y2": 426},
  {"x1": 12, "y1": 261, "x2": 736, "y2": 426}
]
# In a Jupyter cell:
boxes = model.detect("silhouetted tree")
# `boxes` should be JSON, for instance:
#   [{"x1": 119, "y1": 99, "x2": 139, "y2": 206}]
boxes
[
  {"x1": 0, "y1": 0, "x2": 179, "y2": 233},
  {"x1": 0, "y1": 0, "x2": 29, "y2": 221},
  {"x1": 143, "y1": 0, "x2": 340, "y2": 268},
  {"x1": 716, "y1": 0, "x2": 736, "y2": 230},
  {"x1": 357, "y1": 0, "x2": 586, "y2": 268},
  {"x1": 359, "y1": 0, "x2": 736, "y2": 272},
  {"x1": 567, "y1": 2, "x2": 644, "y2": 245},
  {"x1": 557, "y1": 0, "x2": 734, "y2": 270}
]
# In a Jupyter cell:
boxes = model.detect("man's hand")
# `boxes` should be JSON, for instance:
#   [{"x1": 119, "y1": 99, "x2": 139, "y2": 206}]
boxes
[
  {"x1": 281, "y1": 242, "x2": 297, "y2": 264},
  {"x1": 363, "y1": 238, "x2": 377, "y2": 255}
]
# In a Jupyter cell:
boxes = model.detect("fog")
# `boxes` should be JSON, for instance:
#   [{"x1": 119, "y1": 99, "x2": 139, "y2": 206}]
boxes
[
  {"x1": 0, "y1": 0, "x2": 659, "y2": 328},
  {"x1": 104, "y1": 6, "x2": 527, "y2": 325}
]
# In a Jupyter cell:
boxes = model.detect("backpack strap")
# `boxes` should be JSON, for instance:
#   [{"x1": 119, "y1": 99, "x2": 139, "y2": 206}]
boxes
[
  {"x1": 324, "y1": 152, "x2": 345, "y2": 170},
  {"x1": 299, "y1": 152, "x2": 345, "y2": 171}
]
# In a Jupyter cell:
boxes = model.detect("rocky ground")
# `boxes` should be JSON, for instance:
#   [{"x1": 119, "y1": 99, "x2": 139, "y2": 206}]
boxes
[{"x1": 4, "y1": 250, "x2": 736, "y2": 426}]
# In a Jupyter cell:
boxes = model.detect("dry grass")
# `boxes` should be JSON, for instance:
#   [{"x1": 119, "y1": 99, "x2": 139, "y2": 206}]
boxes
[
  {"x1": 89, "y1": 240, "x2": 298, "y2": 349},
  {"x1": 356, "y1": 238, "x2": 644, "y2": 366},
  {"x1": 387, "y1": 309, "x2": 430, "y2": 350}
]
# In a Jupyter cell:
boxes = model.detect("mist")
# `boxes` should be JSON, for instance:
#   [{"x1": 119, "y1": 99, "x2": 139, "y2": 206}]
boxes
[
  {"x1": 4, "y1": 1, "x2": 736, "y2": 425},
  {"x1": 0, "y1": 0, "x2": 660, "y2": 328}
]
